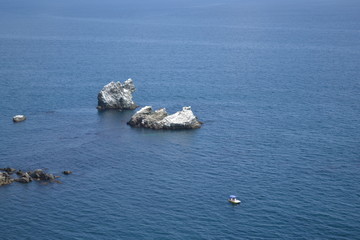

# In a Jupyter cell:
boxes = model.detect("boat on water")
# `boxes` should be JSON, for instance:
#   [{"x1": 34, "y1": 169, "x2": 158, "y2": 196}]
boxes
[{"x1": 228, "y1": 195, "x2": 241, "y2": 204}]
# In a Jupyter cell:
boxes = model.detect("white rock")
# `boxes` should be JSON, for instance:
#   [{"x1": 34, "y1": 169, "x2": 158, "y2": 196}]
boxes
[
  {"x1": 160, "y1": 106, "x2": 201, "y2": 129},
  {"x1": 128, "y1": 106, "x2": 202, "y2": 130},
  {"x1": 13, "y1": 115, "x2": 26, "y2": 122},
  {"x1": 97, "y1": 79, "x2": 137, "y2": 110},
  {"x1": 135, "y1": 106, "x2": 153, "y2": 114}
]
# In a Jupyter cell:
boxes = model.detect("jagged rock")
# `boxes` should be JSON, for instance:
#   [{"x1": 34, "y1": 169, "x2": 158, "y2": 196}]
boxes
[
  {"x1": 63, "y1": 171, "x2": 72, "y2": 175},
  {"x1": 97, "y1": 79, "x2": 137, "y2": 110},
  {"x1": 28, "y1": 169, "x2": 55, "y2": 181},
  {"x1": 0, "y1": 172, "x2": 13, "y2": 186},
  {"x1": 127, "y1": 106, "x2": 168, "y2": 129},
  {"x1": 128, "y1": 106, "x2": 202, "y2": 130},
  {"x1": 13, "y1": 115, "x2": 26, "y2": 122},
  {"x1": 1, "y1": 168, "x2": 64, "y2": 186},
  {"x1": 14, "y1": 172, "x2": 32, "y2": 183},
  {"x1": 0, "y1": 168, "x2": 16, "y2": 174}
]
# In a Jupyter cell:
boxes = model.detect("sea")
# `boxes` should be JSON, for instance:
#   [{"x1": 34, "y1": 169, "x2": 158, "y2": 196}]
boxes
[{"x1": 0, "y1": 0, "x2": 359, "y2": 239}]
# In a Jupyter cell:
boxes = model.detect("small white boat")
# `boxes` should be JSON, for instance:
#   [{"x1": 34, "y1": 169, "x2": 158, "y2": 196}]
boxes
[{"x1": 228, "y1": 195, "x2": 241, "y2": 204}]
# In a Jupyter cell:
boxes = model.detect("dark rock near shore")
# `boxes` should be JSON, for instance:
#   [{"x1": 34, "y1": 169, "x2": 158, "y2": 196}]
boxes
[
  {"x1": 0, "y1": 172, "x2": 14, "y2": 186},
  {"x1": 29, "y1": 169, "x2": 55, "y2": 181},
  {"x1": 14, "y1": 172, "x2": 32, "y2": 183},
  {"x1": 0, "y1": 168, "x2": 16, "y2": 174},
  {"x1": 63, "y1": 170, "x2": 72, "y2": 175},
  {"x1": 1, "y1": 168, "x2": 69, "y2": 186}
]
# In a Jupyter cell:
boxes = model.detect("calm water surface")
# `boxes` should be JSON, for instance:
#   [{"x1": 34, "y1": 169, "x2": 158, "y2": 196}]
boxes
[{"x1": 0, "y1": 0, "x2": 359, "y2": 239}]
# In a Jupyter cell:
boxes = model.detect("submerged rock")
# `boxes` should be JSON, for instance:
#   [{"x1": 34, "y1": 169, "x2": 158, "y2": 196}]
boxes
[
  {"x1": 0, "y1": 168, "x2": 16, "y2": 174},
  {"x1": 127, "y1": 106, "x2": 202, "y2": 130},
  {"x1": 97, "y1": 79, "x2": 137, "y2": 110},
  {"x1": 13, "y1": 115, "x2": 26, "y2": 122},
  {"x1": 63, "y1": 170, "x2": 72, "y2": 175}
]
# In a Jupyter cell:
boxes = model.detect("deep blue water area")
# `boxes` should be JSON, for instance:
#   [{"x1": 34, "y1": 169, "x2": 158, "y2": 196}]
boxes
[{"x1": 1, "y1": 0, "x2": 360, "y2": 239}]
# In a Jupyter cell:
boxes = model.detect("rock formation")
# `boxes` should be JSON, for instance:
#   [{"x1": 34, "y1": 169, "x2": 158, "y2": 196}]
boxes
[
  {"x1": 0, "y1": 172, "x2": 13, "y2": 186},
  {"x1": 14, "y1": 172, "x2": 32, "y2": 183},
  {"x1": 0, "y1": 168, "x2": 66, "y2": 186},
  {"x1": 0, "y1": 168, "x2": 16, "y2": 174},
  {"x1": 28, "y1": 169, "x2": 55, "y2": 181},
  {"x1": 127, "y1": 106, "x2": 202, "y2": 130},
  {"x1": 13, "y1": 115, "x2": 26, "y2": 122},
  {"x1": 97, "y1": 79, "x2": 137, "y2": 110}
]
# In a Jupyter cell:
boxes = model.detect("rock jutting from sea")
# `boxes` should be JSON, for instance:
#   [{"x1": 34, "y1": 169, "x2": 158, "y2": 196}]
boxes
[
  {"x1": 13, "y1": 115, "x2": 26, "y2": 122},
  {"x1": 127, "y1": 106, "x2": 202, "y2": 130},
  {"x1": 0, "y1": 168, "x2": 70, "y2": 186},
  {"x1": 0, "y1": 172, "x2": 13, "y2": 186},
  {"x1": 97, "y1": 78, "x2": 137, "y2": 110}
]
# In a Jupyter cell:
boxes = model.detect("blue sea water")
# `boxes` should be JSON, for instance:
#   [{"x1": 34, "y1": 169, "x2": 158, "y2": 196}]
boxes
[{"x1": 1, "y1": 0, "x2": 360, "y2": 239}]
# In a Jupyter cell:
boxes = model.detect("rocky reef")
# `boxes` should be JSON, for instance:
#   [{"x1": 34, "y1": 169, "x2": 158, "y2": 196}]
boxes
[
  {"x1": 97, "y1": 79, "x2": 137, "y2": 110},
  {"x1": 0, "y1": 168, "x2": 71, "y2": 186},
  {"x1": 127, "y1": 106, "x2": 202, "y2": 130},
  {"x1": 0, "y1": 172, "x2": 13, "y2": 186}
]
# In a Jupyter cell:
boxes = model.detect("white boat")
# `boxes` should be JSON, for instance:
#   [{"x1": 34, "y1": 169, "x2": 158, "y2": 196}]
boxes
[{"x1": 228, "y1": 195, "x2": 241, "y2": 204}]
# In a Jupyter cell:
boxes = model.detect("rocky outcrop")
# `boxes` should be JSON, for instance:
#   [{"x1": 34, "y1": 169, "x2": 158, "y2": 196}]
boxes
[
  {"x1": 0, "y1": 172, "x2": 13, "y2": 186},
  {"x1": 0, "y1": 168, "x2": 16, "y2": 174},
  {"x1": 13, "y1": 115, "x2": 26, "y2": 122},
  {"x1": 29, "y1": 169, "x2": 55, "y2": 181},
  {"x1": 127, "y1": 106, "x2": 168, "y2": 129},
  {"x1": 0, "y1": 168, "x2": 66, "y2": 186},
  {"x1": 97, "y1": 79, "x2": 137, "y2": 110},
  {"x1": 63, "y1": 170, "x2": 72, "y2": 175},
  {"x1": 14, "y1": 172, "x2": 32, "y2": 183},
  {"x1": 127, "y1": 106, "x2": 202, "y2": 130}
]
